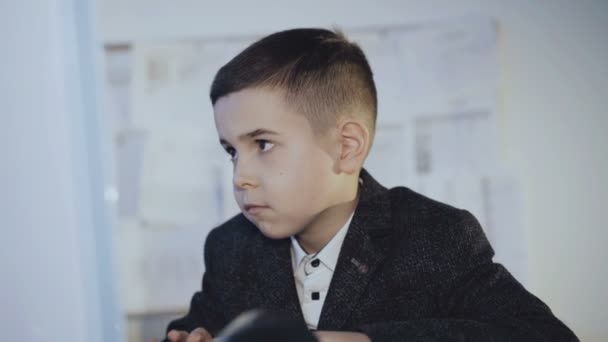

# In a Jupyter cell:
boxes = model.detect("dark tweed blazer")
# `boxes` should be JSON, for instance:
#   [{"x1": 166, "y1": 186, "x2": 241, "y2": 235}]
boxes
[{"x1": 164, "y1": 169, "x2": 577, "y2": 341}]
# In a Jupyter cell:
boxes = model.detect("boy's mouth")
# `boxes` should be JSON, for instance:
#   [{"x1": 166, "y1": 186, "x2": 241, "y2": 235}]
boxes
[{"x1": 244, "y1": 204, "x2": 270, "y2": 215}]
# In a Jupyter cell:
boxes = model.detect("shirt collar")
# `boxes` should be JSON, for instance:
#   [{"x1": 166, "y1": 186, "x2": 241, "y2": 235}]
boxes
[{"x1": 291, "y1": 209, "x2": 355, "y2": 272}]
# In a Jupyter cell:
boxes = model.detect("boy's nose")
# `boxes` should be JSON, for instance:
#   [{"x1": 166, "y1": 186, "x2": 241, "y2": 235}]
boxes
[{"x1": 233, "y1": 162, "x2": 258, "y2": 190}]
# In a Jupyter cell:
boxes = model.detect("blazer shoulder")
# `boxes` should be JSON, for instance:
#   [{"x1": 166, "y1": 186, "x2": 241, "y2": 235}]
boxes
[
  {"x1": 386, "y1": 186, "x2": 489, "y2": 252},
  {"x1": 201, "y1": 213, "x2": 262, "y2": 281},
  {"x1": 205, "y1": 213, "x2": 260, "y2": 255},
  {"x1": 387, "y1": 186, "x2": 471, "y2": 224},
  {"x1": 385, "y1": 186, "x2": 494, "y2": 278}
]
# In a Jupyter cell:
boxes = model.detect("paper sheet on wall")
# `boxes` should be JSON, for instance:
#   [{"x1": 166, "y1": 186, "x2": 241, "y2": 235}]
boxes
[
  {"x1": 351, "y1": 32, "x2": 411, "y2": 123},
  {"x1": 483, "y1": 174, "x2": 527, "y2": 283},
  {"x1": 117, "y1": 219, "x2": 208, "y2": 313},
  {"x1": 413, "y1": 110, "x2": 499, "y2": 176},
  {"x1": 364, "y1": 122, "x2": 411, "y2": 188},
  {"x1": 129, "y1": 42, "x2": 249, "y2": 136},
  {"x1": 396, "y1": 17, "x2": 498, "y2": 114},
  {"x1": 137, "y1": 127, "x2": 225, "y2": 227},
  {"x1": 128, "y1": 41, "x2": 253, "y2": 228},
  {"x1": 114, "y1": 129, "x2": 145, "y2": 217}
]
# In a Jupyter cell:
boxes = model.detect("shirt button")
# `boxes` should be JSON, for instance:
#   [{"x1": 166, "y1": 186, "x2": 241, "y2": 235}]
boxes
[{"x1": 311, "y1": 259, "x2": 320, "y2": 267}]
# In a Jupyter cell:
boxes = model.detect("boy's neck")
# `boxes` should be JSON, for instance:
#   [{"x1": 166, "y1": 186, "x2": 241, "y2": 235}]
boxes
[{"x1": 295, "y1": 185, "x2": 360, "y2": 255}]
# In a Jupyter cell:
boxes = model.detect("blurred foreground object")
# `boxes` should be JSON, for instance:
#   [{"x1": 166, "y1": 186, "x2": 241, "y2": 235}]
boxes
[{"x1": 217, "y1": 310, "x2": 318, "y2": 342}]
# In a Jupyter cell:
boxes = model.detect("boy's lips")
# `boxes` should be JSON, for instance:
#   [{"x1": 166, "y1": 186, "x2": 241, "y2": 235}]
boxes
[{"x1": 244, "y1": 204, "x2": 270, "y2": 214}]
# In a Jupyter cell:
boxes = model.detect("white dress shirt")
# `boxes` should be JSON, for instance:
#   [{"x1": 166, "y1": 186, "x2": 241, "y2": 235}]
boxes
[{"x1": 290, "y1": 211, "x2": 355, "y2": 330}]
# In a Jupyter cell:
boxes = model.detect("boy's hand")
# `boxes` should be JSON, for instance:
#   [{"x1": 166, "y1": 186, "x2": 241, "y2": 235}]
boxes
[
  {"x1": 314, "y1": 331, "x2": 371, "y2": 342},
  {"x1": 164, "y1": 328, "x2": 213, "y2": 342}
]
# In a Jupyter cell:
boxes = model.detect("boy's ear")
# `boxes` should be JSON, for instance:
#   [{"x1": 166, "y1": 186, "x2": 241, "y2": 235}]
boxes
[{"x1": 337, "y1": 119, "x2": 369, "y2": 174}]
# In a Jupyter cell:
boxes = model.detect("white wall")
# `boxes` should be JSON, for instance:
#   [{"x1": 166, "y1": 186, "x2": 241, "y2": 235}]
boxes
[
  {"x1": 99, "y1": 0, "x2": 608, "y2": 340},
  {"x1": 0, "y1": 1, "x2": 122, "y2": 341}
]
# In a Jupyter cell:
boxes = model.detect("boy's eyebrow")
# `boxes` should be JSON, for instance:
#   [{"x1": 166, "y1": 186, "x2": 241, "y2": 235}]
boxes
[{"x1": 219, "y1": 128, "x2": 280, "y2": 145}]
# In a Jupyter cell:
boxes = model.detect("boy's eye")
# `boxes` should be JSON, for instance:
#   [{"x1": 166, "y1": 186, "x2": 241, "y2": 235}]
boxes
[
  {"x1": 224, "y1": 146, "x2": 236, "y2": 159},
  {"x1": 256, "y1": 140, "x2": 275, "y2": 153}
]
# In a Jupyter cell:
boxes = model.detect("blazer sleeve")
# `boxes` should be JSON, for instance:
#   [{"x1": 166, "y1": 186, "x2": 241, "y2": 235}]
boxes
[
  {"x1": 357, "y1": 210, "x2": 578, "y2": 342},
  {"x1": 161, "y1": 229, "x2": 227, "y2": 341}
]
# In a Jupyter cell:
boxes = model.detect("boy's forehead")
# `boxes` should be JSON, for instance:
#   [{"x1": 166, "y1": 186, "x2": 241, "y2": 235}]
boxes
[{"x1": 213, "y1": 88, "x2": 308, "y2": 139}]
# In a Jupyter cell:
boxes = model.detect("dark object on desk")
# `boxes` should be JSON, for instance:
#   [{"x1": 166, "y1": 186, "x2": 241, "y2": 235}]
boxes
[{"x1": 217, "y1": 310, "x2": 317, "y2": 342}]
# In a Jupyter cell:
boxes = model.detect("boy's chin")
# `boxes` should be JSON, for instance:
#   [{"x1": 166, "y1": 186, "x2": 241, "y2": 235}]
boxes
[{"x1": 256, "y1": 223, "x2": 294, "y2": 240}]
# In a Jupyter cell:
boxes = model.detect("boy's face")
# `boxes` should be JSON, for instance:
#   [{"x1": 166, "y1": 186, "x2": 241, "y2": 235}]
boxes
[{"x1": 213, "y1": 87, "x2": 343, "y2": 239}]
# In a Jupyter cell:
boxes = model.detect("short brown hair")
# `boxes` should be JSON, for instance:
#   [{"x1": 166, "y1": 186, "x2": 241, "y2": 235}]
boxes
[{"x1": 210, "y1": 28, "x2": 377, "y2": 140}]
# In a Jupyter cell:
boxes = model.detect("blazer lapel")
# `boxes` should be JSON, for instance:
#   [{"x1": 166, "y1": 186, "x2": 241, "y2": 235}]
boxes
[
  {"x1": 253, "y1": 235, "x2": 305, "y2": 322},
  {"x1": 317, "y1": 169, "x2": 394, "y2": 330}
]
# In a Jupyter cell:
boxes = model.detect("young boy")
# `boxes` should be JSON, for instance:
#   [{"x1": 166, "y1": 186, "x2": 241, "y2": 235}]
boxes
[{"x1": 161, "y1": 28, "x2": 577, "y2": 342}]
